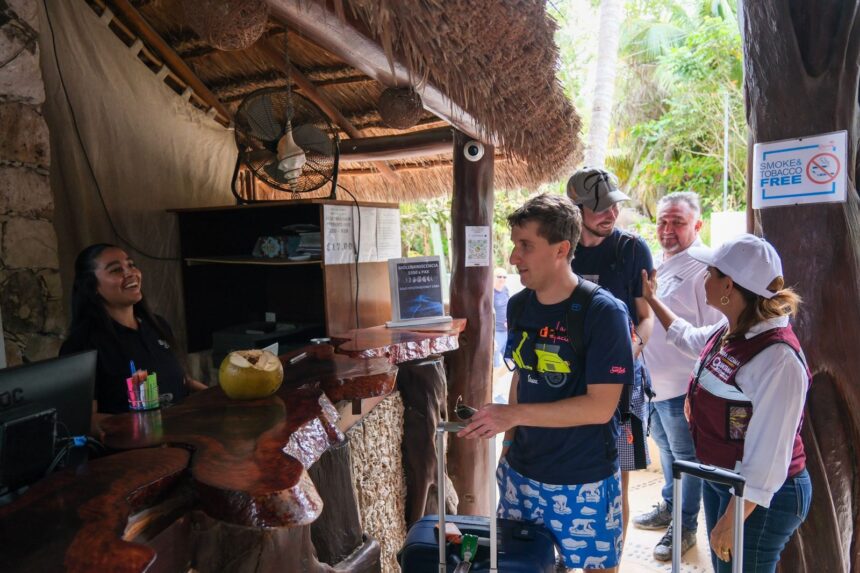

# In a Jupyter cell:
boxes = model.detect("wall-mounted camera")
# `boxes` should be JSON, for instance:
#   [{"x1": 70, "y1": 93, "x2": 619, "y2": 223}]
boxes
[{"x1": 463, "y1": 140, "x2": 485, "y2": 162}]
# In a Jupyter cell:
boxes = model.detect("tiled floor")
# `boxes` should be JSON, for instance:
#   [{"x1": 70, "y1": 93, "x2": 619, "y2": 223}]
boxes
[
  {"x1": 622, "y1": 469, "x2": 712, "y2": 572},
  {"x1": 492, "y1": 372, "x2": 714, "y2": 572}
]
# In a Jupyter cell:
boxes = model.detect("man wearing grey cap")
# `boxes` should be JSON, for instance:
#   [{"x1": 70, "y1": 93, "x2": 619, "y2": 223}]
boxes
[{"x1": 567, "y1": 166, "x2": 655, "y2": 548}]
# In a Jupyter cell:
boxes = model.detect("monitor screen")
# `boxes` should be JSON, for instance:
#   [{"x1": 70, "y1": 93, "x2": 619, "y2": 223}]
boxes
[{"x1": 0, "y1": 351, "x2": 96, "y2": 495}]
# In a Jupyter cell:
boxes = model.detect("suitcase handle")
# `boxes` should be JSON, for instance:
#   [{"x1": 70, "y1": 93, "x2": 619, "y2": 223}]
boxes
[
  {"x1": 671, "y1": 460, "x2": 745, "y2": 573},
  {"x1": 436, "y1": 422, "x2": 497, "y2": 573},
  {"x1": 672, "y1": 460, "x2": 746, "y2": 496}
]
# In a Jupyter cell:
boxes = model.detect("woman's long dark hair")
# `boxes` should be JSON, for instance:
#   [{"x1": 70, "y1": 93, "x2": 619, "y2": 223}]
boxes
[{"x1": 69, "y1": 243, "x2": 173, "y2": 346}]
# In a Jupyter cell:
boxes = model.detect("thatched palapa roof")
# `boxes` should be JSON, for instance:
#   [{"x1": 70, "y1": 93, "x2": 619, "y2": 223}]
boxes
[{"x1": 98, "y1": 0, "x2": 581, "y2": 202}]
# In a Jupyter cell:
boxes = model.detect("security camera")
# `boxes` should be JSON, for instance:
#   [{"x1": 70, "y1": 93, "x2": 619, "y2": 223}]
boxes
[{"x1": 463, "y1": 140, "x2": 485, "y2": 162}]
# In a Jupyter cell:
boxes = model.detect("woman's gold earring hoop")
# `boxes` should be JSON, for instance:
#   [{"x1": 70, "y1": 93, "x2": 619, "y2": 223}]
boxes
[{"x1": 720, "y1": 295, "x2": 730, "y2": 306}]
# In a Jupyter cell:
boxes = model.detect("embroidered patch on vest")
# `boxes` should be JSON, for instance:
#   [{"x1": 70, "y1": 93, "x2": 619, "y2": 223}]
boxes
[
  {"x1": 705, "y1": 352, "x2": 740, "y2": 382},
  {"x1": 727, "y1": 404, "x2": 752, "y2": 440}
]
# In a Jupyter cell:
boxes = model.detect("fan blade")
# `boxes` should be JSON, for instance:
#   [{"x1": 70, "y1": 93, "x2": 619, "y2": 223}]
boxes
[
  {"x1": 245, "y1": 148, "x2": 277, "y2": 165},
  {"x1": 293, "y1": 124, "x2": 333, "y2": 156},
  {"x1": 242, "y1": 95, "x2": 286, "y2": 142}
]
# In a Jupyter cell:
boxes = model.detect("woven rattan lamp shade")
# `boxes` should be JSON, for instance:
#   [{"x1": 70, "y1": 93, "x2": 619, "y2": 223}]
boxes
[
  {"x1": 181, "y1": 0, "x2": 269, "y2": 51},
  {"x1": 378, "y1": 87, "x2": 424, "y2": 129}
]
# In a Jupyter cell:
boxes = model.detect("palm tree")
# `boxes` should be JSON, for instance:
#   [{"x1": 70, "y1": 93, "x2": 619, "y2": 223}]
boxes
[{"x1": 585, "y1": 0, "x2": 624, "y2": 168}]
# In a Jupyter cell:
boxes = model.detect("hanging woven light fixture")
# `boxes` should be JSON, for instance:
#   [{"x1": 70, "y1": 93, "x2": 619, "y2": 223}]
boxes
[
  {"x1": 181, "y1": 0, "x2": 269, "y2": 51},
  {"x1": 378, "y1": 87, "x2": 424, "y2": 129}
]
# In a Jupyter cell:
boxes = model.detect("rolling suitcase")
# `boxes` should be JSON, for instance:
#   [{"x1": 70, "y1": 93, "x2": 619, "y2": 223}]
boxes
[
  {"x1": 671, "y1": 460, "x2": 746, "y2": 573},
  {"x1": 398, "y1": 421, "x2": 557, "y2": 573}
]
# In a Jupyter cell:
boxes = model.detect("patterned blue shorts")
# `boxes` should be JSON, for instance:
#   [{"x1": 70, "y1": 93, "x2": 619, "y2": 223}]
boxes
[{"x1": 496, "y1": 459, "x2": 623, "y2": 569}]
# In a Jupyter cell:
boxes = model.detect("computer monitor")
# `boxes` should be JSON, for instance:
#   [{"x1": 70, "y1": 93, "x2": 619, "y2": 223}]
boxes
[{"x1": 0, "y1": 350, "x2": 96, "y2": 496}]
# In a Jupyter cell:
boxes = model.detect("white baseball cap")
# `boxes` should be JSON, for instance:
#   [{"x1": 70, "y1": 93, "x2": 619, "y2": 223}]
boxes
[{"x1": 687, "y1": 234, "x2": 783, "y2": 299}]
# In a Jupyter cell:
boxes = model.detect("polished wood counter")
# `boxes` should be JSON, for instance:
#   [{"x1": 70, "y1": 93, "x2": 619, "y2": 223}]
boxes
[
  {"x1": 0, "y1": 345, "x2": 397, "y2": 572},
  {"x1": 333, "y1": 321, "x2": 465, "y2": 526}
]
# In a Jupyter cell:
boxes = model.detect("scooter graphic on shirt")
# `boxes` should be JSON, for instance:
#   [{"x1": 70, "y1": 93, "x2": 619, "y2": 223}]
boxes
[{"x1": 512, "y1": 332, "x2": 570, "y2": 375}]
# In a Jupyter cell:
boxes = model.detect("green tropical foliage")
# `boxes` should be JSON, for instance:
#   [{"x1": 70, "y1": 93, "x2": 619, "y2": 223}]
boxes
[
  {"x1": 609, "y1": 0, "x2": 746, "y2": 217},
  {"x1": 399, "y1": 0, "x2": 746, "y2": 267}
]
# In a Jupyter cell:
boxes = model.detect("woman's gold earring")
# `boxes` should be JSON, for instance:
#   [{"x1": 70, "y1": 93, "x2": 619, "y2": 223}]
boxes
[{"x1": 720, "y1": 295, "x2": 730, "y2": 306}]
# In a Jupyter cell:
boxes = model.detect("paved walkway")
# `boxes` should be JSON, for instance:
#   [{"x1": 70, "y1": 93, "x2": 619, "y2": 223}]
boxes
[{"x1": 491, "y1": 371, "x2": 714, "y2": 572}]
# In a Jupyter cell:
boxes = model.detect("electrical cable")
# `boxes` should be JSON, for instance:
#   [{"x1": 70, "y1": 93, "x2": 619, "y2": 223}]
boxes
[
  {"x1": 43, "y1": 0, "x2": 178, "y2": 262},
  {"x1": 337, "y1": 183, "x2": 361, "y2": 330}
]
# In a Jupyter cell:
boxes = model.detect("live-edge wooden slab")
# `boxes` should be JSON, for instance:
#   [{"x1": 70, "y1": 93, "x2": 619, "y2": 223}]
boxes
[{"x1": 0, "y1": 447, "x2": 189, "y2": 573}]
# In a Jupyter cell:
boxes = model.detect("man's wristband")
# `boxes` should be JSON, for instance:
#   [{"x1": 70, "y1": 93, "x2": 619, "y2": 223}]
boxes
[{"x1": 502, "y1": 439, "x2": 514, "y2": 448}]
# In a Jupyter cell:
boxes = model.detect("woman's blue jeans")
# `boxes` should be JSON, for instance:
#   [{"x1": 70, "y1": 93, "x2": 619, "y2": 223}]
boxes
[
  {"x1": 703, "y1": 468, "x2": 811, "y2": 573},
  {"x1": 650, "y1": 394, "x2": 702, "y2": 531}
]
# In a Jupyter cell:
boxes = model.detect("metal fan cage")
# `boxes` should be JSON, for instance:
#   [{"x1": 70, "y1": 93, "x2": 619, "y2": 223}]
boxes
[{"x1": 234, "y1": 87, "x2": 339, "y2": 194}]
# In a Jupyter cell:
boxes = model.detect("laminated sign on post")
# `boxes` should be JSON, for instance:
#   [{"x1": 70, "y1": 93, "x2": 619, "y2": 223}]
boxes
[
  {"x1": 386, "y1": 256, "x2": 451, "y2": 328},
  {"x1": 752, "y1": 130, "x2": 847, "y2": 209}
]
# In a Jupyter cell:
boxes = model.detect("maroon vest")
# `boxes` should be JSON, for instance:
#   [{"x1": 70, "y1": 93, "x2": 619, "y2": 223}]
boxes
[{"x1": 687, "y1": 323, "x2": 810, "y2": 477}]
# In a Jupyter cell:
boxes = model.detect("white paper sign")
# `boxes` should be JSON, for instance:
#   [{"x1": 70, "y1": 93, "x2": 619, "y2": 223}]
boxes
[
  {"x1": 752, "y1": 130, "x2": 847, "y2": 209},
  {"x1": 323, "y1": 205, "x2": 355, "y2": 265},
  {"x1": 465, "y1": 226, "x2": 490, "y2": 267},
  {"x1": 352, "y1": 205, "x2": 377, "y2": 262},
  {"x1": 376, "y1": 208, "x2": 402, "y2": 261}
]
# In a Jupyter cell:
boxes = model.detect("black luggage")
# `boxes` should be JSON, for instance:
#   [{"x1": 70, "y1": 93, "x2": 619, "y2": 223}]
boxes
[
  {"x1": 398, "y1": 421, "x2": 557, "y2": 572},
  {"x1": 671, "y1": 460, "x2": 746, "y2": 573}
]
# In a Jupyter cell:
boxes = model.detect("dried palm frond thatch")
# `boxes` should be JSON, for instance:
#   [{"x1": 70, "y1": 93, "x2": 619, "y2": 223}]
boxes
[{"x1": 339, "y1": 0, "x2": 582, "y2": 183}]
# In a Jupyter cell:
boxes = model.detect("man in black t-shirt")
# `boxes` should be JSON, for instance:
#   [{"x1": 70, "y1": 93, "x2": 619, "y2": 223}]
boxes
[{"x1": 567, "y1": 167, "x2": 655, "y2": 552}]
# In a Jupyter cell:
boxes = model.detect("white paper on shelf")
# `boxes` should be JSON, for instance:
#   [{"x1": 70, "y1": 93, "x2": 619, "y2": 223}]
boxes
[
  {"x1": 352, "y1": 205, "x2": 377, "y2": 263},
  {"x1": 323, "y1": 204, "x2": 355, "y2": 265},
  {"x1": 376, "y1": 208, "x2": 402, "y2": 262}
]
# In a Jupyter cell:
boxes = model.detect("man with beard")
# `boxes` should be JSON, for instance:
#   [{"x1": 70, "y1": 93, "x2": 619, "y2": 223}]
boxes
[
  {"x1": 567, "y1": 167, "x2": 655, "y2": 550},
  {"x1": 633, "y1": 191, "x2": 723, "y2": 561}
]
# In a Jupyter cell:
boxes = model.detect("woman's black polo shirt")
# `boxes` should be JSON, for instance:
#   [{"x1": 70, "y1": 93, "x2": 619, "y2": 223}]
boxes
[{"x1": 60, "y1": 315, "x2": 187, "y2": 414}]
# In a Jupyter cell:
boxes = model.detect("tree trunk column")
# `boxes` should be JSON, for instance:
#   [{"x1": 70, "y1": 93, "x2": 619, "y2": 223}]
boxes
[
  {"x1": 741, "y1": 3, "x2": 860, "y2": 571},
  {"x1": 446, "y1": 131, "x2": 494, "y2": 516}
]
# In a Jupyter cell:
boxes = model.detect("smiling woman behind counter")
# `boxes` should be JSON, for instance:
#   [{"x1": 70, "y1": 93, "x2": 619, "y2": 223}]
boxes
[{"x1": 59, "y1": 244, "x2": 206, "y2": 435}]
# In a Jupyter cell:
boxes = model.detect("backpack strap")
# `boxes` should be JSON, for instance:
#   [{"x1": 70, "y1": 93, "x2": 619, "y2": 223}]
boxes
[
  {"x1": 506, "y1": 288, "x2": 532, "y2": 336},
  {"x1": 564, "y1": 277, "x2": 600, "y2": 364}
]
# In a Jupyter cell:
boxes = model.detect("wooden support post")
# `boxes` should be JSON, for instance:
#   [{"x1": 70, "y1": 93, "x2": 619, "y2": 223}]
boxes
[{"x1": 446, "y1": 131, "x2": 494, "y2": 515}]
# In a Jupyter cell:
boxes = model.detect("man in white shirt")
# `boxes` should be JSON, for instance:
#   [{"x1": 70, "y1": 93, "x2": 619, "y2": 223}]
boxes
[{"x1": 633, "y1": 192, "x2": 723, "y2": 561}]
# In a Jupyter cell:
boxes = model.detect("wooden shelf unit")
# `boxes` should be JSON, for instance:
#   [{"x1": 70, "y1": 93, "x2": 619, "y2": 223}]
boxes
[{"x1": 172, "y1": 199, "x2": 396, "y2": 353}]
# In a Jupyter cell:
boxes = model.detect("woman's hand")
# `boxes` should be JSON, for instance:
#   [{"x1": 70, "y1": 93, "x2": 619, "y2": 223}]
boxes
[
  {"x1": 710, "y1": 511, "x2": 735, "y2": 562},
  {"x1": 641, "y1": 269, "x2": 658, "y2": 302},
  {"x1": 684, "y1": 396, "x2": 691, "y2": 422},
  {"x1": 710, "y1": 498, "x2": 756, "y2": 562}
]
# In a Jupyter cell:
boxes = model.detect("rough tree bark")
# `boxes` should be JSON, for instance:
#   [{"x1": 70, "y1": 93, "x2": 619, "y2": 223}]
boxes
[
  {"x1": 741, "y1": 2, "x2": 860, "y2": 571},
  {"x1": 446, "y1": 131, "x2": 495, "y2": 516}
]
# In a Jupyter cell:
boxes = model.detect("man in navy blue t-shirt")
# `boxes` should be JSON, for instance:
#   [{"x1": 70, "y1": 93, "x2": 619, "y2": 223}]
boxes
[
  {"x1": 460, "y1": 193, "x2": 633, "y2": 572},
  {"x1": 567, "y1": 167, "x2": 655, "y2": 552}
]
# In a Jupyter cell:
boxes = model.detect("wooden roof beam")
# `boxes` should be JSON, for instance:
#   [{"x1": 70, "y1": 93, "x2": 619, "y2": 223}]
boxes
[
  {"x1": 105, "y1": 0, "x2": 232, "y2": 124},
  {"x1": 265, "y1": 0, "x2": 492, "y2": 145},
  {"x1": 257, "y1": 42, "x2": 398, "y2": 182},
  {"x1": 340, "y1": 127, "x2": 453, "y2": 163}
]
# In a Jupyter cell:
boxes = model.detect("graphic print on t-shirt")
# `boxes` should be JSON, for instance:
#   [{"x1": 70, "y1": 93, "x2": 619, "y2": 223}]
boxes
[{"x1": 510, "y1": 315, "x2": 576, "y2": 389}]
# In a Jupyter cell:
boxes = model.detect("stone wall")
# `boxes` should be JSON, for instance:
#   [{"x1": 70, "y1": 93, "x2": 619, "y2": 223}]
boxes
[
  {"x1": 0, "y1": 0, "x2": 63, "y2": 366},
  {"x1": 348, "y1": 392, "x2": 407, "y2": 573}
]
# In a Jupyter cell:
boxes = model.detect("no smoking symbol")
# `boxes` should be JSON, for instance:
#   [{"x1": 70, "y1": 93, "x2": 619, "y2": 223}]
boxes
[{"x1": 806, "y1": 152, "x2": 840, "y2": 184}]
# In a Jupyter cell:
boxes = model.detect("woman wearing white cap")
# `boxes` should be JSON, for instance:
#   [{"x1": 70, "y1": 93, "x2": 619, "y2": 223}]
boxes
[{"x1": 640, "y1": 233, "x2": 811, "y2": 573}]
